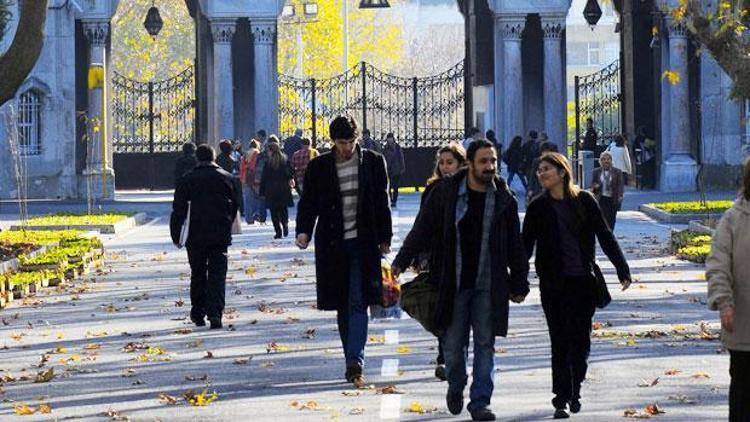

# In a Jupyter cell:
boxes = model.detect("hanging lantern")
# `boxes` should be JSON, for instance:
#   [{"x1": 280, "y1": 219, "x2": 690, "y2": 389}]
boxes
[
  {"x1": 359, "y1": 0, "x2": 391, "y2": 8},
  {"x1": 143, "y1": 4, "x2": 164, "y2": 39},
  {"x1": 583, "y1": 0, "x2": 603, "y2": 30}
]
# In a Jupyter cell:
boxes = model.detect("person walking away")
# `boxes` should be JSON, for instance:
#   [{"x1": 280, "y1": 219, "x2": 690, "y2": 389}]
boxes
[
  {"x1": 486, "y1": 130, "x2": 501, "y2": 160},
  {"x1": 521, "y1": 130, "x2": 540, "y2": 187},
  {"x1": 523, "y1": 152, "x2": 631, "y2": 419},
  {"x1": 291, "y1": 137, "x2": 318, "y2": 194},
  {"x1": 392, "y1": 139, "x2": 529, "y2": 421},
  {"x1": 706, "y1": 158, "x2": 750, "y2": 422},
  {"x1": 503, "y1": 136, "x2": 527, "y2": 191},
  {"x1": 260, "y1": 142, "x2": 294, "y2": 239},
  {"x1": 240, "y1": 140, "x2": 262, "y2": 224},
  {"x1": 419, "y1": 143, "x2": 467, "y2": 381},
  {"x1": 216, "y1": 139, "x2": 243, "y2": 218},
  {"x1": 170, "y1": 144, "x2": 240, "y2": 329},
  {"x1": 525, "y1": 141, "x2": 555, "y2": 205},
  {"x1": 382, "y1": 133, "x2": 405, "y2": 207},
  {"x1": 591, "y1": 151, "x2": 624, "y2": 230},
  {"x1": 606, "y1": 134, "x2": 633, "y2": 185},
  {"x1": 253, "y1": 135, "x2": 279, "y2": 224},
  {"x1": 462, "y1": 127, "x2": 482, "y2": 151},
  {"x1": 360, "y1": 128, "x2": 382, "y2": 153},
  {"x1": 581, "y1": 118, "x2": 598, "y2": 154},
  {"x1": 283, "y1": 128, "x2": 304, "y2": 159},
  {"x1": 295, "y1": 116, "x2": 392, "y2": 388},
  {"x1": 174, "y1": 142, "x2": 197, "y2": 187},
  {"x1": 633, "y1": 126, "x2": 656, "y2": 189}
]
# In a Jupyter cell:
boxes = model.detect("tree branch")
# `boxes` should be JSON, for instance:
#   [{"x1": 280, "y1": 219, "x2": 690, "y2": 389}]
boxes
[{"x1": 0, "y1": 1, "x2": 47, "y2": 106}]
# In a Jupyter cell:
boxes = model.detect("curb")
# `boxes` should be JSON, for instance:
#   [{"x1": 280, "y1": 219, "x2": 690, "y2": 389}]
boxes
[
  {"x1": 9, "y1": 213, "x2": 149, "y2": 234},
  {"x1": 638, "y1": 204, "x2": 724, "y2": 224}
]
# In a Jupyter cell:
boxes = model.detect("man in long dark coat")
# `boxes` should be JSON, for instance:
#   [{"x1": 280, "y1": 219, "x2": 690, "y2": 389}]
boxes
[{"x1": 295, "y1": 115, "x2": 392, "y2": 388}]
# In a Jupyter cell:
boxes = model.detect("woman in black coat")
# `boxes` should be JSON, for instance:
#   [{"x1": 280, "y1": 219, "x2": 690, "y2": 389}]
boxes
[
  {"x1": 259, "y1": 142, "x2": 293, "y2": 239},
  {"x1": 503, "y1": 136, "x2": 527, "y2": 190},
  {"x1": 522, "y1": 152, "x2": 632, "y2": 419}
]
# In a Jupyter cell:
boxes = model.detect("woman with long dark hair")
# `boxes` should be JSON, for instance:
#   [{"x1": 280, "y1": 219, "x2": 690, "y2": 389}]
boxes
[
  {"x1": 523, "y1": 152, "x2": 631, "y2": 419},
  {"x1": 259, "y1": 141, "x2": 294, "y2": 239},
  {"x1": 503, "y1": 135, "x2": 527, "y2": 190}
]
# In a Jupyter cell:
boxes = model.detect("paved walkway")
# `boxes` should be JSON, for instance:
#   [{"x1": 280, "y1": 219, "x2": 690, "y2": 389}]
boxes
[{"x1": 0, "y1": 194, "x2": 729, "y2": 421}]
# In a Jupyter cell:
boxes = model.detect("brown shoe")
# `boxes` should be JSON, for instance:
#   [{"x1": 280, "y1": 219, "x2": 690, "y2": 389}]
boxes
[{"x1": 352, "y1": 375, "x2": 366, "y2": 389}]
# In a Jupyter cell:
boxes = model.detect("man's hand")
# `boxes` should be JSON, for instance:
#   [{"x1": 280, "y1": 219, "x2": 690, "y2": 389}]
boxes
[
  {"x1": 289, "y1": 179, "x2": 296, "y2": 188},
  {"x1": 379, "y1": 243, "x2": 391, "y2": 255},
  {"x1": 620, "y1": 276, "x2": 632, "y2": 291},
  {"x1": 296, "y1": 233, "x2": 310, "y2": 249},
  {"x1": 510, "y1": 294, "x2": 526, "y2": 304},
  {"x1": 721, "y1": 305, "x2": 735, "y2": 333},
  {"x1": 391, "y1": 264, "x2": 402, "y2": 279}
]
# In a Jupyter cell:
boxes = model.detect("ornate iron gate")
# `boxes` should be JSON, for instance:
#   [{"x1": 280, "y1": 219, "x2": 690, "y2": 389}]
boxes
[
  {"x1": 573, "y1": 59, "x2": 622, "y2": 157},
  {"x1": 111, "y1": 66, "x2": 195, "y2": 189},
  {"x1": 279, "y1": 61, "x2": 465, "y2": 148}
]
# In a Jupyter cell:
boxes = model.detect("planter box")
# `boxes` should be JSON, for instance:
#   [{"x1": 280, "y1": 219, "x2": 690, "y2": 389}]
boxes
[
  {"x1": 688, "y1": 220, "x2": 716, "y2": 236},
  {"x1": 19, "y1": 261, "x2": 67, "y2": 273},
  {"x1": 10, "y1": 212, "x2": 149, "y2": 234},
  {"x1": 47, "y1": 274, "x2": 65, "y2": 287},
  {"x1": 0, "y1": 245, "x2": 49, "y2": 274},
  {"x1": 639, "y1": 204, "x2": 725, "y2": 224},
  {"x1": 10, "y1": 282, "x2": 30, "y2": 298}
]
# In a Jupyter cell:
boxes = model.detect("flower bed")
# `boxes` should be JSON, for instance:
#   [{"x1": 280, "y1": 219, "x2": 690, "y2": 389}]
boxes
[
  {"x1": 0, "y1": 230, "x2": 82, "y2": 246},
  {"x1": 670, "y1": 230, "x2": 712, "y2": 264},
  {"x1": 25, "y1": 213, "x2": 134, "y2": 226},
  {"x1": 0, "y1": 241, "x2": 37, "y2": 262},
  {"x1": 649, "y1": 200, "x2": 733, "y2": 215}
]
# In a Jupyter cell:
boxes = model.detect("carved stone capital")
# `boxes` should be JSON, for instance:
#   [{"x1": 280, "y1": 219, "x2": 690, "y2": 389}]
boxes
[
  {"x1": 541, "y1": 19, "x2": 564, "y2": 39},
  {"x1": 497, "y1": 19, "x2": 526, "y2": 40},
  {"x1": 211, "y1": 21, "x2": 237, "y2": 44},
  {"x1": 251, "y1": 22, "x2": 276, "y2": 45},
  {"x1": 83, "y1": 21, "x2": 109, "y2": 47},
  {"x1": 666, "y1": 18, "x2": 688, "y2": 38}
]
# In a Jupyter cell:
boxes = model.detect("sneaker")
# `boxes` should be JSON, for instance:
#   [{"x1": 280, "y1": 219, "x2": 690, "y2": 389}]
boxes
[
  {"x1": 469, "y1": 407, "x2": 496, "y2": 421},
  {"x1": 569, "y1": 399, "x2": 581, "y2": 414},
  {"x1": 209, "y1": 318, "x2": 222, "y2": 329},
  {"x1": 434, "y1": 364, "x2": 447, "y2": 381},
  {"x1": 446, "y1": 391, "x2": 463, "y2": 415},
  {"x1": 554, "y1": 408, "x2": 570, "y2": 419}
]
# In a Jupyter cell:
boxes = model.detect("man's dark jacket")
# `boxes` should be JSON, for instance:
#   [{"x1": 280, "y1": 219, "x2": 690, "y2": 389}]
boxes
[
  {"x1": 522, "y1": 190, "x2": 630, "y2": 294},
  {"x1": 296, "y1": 146, "x2": 392, "y2": 311},
  {"x1": 174, "y1": 153, "x2": 198, "y2": 186},
  {"x1": 392, "y1": 169, "x2": 530, "y2": 337},
  {"x1": 283, "y1": 135, "x2": 303, "y2": 159},
  {"x1": 170, "y1": 162, "x2": 240, "y2": 248}
]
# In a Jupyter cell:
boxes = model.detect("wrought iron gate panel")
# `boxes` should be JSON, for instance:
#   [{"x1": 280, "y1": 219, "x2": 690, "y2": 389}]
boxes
[
  {"x1": 279, "y1": 61, "x2": 464, "y2": 148},
  {"x1": 112, "y1": 66, "x2": 195, "y2": 154},
  {"x1": 574, "y1": 60, "x2": 621, "y2": 155}
]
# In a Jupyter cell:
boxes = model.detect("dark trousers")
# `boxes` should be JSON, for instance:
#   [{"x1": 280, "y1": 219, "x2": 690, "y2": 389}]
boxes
[
  {"x1": 598, "y1": 196, "x2": 620, "y2": 230},
  {"x1": 437, "y1": 337, "x2": 445, "y2": 365},
  {"x1": 389, "y1": 175, "x2": 401, "y2": 205},
  {"x1": 508, "y1": 171, "x2": 528, "y2": 189},
  {"x1": 541, "y1": 277, "x2": 596, "y2": 409},
  {"x1": 186, "y1": 245, "x2": 228, "y2": 321},
  {"x1": 270, "y1": 207, "x2": 289, "y2": 237},
  {"x1": 730, "y1": 350, "x2": 750, "y2": 421}
]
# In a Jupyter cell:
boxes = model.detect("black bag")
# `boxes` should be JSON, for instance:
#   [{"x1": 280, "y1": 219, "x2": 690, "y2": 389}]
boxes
[
  {"x1": 400, "y1": 272, "x2": 443, "y2": 337},
  {"x1": 591, "y1": 262, "x2": 611, "y2": 309}
]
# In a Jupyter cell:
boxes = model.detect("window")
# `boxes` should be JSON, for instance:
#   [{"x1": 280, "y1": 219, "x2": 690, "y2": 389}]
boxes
[
  {"x1": 17, "y1": 90, "x2": 41, "y2": 155},
  {"x1": 567, "y1": 42, "x2": 588, "y2": 65},
  {"x1": 587, "y1": 42, "x2": 600, "y2": 66}
]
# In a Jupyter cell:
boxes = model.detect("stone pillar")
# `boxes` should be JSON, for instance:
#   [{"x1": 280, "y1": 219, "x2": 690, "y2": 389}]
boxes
[
  {"x1": 542, "y1": 16, "x2": 566, "y2": 153},
  {"x1": 251, "y1": 20, "x2": 279, "y2": 136},
  {"x1": 498, "y1": 17, "x2": 526, "y2": 142},
  {"x1": 660, "y1": 18, "x2": 697, "y2": 192},
  {"x1": 210, "y1": 20, "x2": 236, "y2": 142},
  {"x1": 82, "y1": 20, "x2": 114, "y2": 199}
]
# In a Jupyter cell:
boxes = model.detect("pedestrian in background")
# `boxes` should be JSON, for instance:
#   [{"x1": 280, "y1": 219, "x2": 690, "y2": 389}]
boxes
[
  {"x1": 216, "y1": 139, "x2": 243, "y2": 218},
  {"x1": 486, "y1": 130, "x2": 501, "y2": 159},
  {"x1": 283, "y1": 128, "x2": 304, "y2": 159},
  {"x1": 174, "y1": 142, "x2": 197, "y2": 187},
  {"x1": 503, "y1": 136, "x2": 527, "y2": 190},
  {"x1": 393, "y1": 139, "x2": 529, "y2": 421},
  {"x1": 591, "y1": 151, "x2": 624, "y2": 230},
  {"x1": 253, "y1": 134, "x2": 277, "y2": 224},
  {"x1": 291, "y1": 137, "x2": 318, "y2": 194},
  {"x1": 606, "y1": 134, "x2": 633, "y2": 185},
  {"x1": 360, "y1": 128, "x2": 382, "y2": 153},
  {"x1": 295, "y1": 116, "x2": 392, "y2": 388},
  {"x1": 170, "y1": 144, "x2": 240, "y2": 329},
  {"x1": 240, "y1": 139, "x2": 262, "y2": 224},
  {"x1": 462, "y1": 127, "x2": 482, "y2": 150},
  {"x1": 706, "y1": 158, "x2": 750, "y2": 422},
  {"x1": 382, "y1": 133, "x2": 405, "y2": 207},
  {"x1": 523, "y1": 152, "x2": 631, "y2": 419},
  {"x1": 260, "y1": 142, "x2": 294, "y2": 239},
  {"x1": 525, "y1": 141, "x2": 555, "y2": 205}
]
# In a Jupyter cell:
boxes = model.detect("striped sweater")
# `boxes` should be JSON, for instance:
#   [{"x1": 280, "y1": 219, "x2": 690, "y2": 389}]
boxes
[{"x1": 336, "y1": 154, "x2": 359, "y2": 239}]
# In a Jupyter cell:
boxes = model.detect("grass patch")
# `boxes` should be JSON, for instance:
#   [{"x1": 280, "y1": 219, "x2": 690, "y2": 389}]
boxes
[
  {"x1": 648, "y1": 200, "x2": 733, "y2": 215},
  {"x1": 670, "y1": 230, "x2": 712, "y2": 264},
  {"x1": 25, "y1": 213, "x2": 134, "y2": 226}
]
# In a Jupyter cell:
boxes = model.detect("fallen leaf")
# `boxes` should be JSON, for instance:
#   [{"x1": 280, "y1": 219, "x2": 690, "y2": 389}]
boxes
[
  {"x1": 397, "y1": 346, "x2": 412, "y2": 354},
  {"x1": 233, "y1": 357, "x2": 253, "y2": 365},
  {"x1": 691, "y1": 372, "x2": 710, "y2": 379},
  {"x1": 83, "y1": 343, "x2": 101, "y2": 350},
  {"x1": 342, "y1": 391, "x2": 362, "y2": 397},
  {"x1": 406, "y1": 401, "x2": 437, "y2": 414},
  {"x1": 378, "y1": 385, "x2": 405, "y2": 394},
  {"x1": 184, "y1": 374, "x2": 209, "y2": 381},
  {"x1": 645, "y1": 403, "x2": 665, "y2": 415},
  {"x1": 34, "y1": 367, "x2": 55, "y2": 383},
  {"x1": 267, "y1": 342, "x2": 290, "y2": 353},
  {"x1": 367, "y1": 335, "x2": 384, "y2": 344},
  {"x1": 637, "y1": 377, "x2": 659, "y2": 387},
  {"x1": 174, "y1": 328, "x2": 193, "y2": 335},
  {"x1": 350, "y1": 407, "x2": 365, "y2": 415},
  {"x1": 175, "y1": 299, "x2": 184, "y2": 307},
  {"x1": 38, "y1": 404, "x2": 52, "y2": 414},
  {"x1": 261, "y1": 361, "x2": 275, "y2": 368},
  {"x1": 158, "y1": 392, "x2": 180, "y2": 405},
  {"x1": 664, "y1": 369, "x2": 682, "y2": 376},
  {"x1": 184, "y1": 389, "x2": 218, "y2": 406},
  {"x1": 203, "y1": 351, "x2": 215, "y2": 359},
  {"x1": 245, "y1": 266, "x2": 257, "y2": 277},
  {"x1": 14, "y1": 403, "x2": 36, "y2": 415}
]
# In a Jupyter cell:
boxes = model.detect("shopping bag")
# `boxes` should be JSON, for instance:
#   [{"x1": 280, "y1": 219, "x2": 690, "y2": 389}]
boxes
[
  {"x1": 231, "y1": 211, "x2": 242, "y2": 235},
  {"x1": 178, "y1": 201, "x2": 191, "y2": 248},
  {"x1": 371, "y1": 259, "x2": 402, "y2": 319},
  {"x1": 400, "y1": 272, "x2": 442, "y2": 337}
]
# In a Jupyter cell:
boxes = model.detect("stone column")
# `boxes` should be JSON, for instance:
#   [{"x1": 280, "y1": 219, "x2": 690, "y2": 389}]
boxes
[
  {"x1": 542, "y1": 17, "x2": 566, "y2": 153},
  {"x1": 210, "y1": 20, "x2": 236, "y2": 142},
  {"x1": 498, "y1": 17, "x2": 526, "y2": 142},
  {"x1": 82, "y1": 20, "x2": 114, "y2": 199},
  {"x1": 252, "y1": 20, "x2": 279, "y2": 136},
  {"x1": 660, "y1": 18, "x2": 697, "y2": 192}
]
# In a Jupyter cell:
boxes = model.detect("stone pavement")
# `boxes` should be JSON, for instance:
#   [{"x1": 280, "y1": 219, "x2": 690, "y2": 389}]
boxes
[{"x1": 0, "y1": 193, "x2": 731, "y2": 421}]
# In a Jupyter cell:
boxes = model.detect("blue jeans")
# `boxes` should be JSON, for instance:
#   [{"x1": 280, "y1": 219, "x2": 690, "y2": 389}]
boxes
[
  {"x1": 443, "y1": 288, "x2": 495, "y2": 411},
  {"x1": 243, "y1": 186, "x2": 258, "y2": 224},
  {"x1": 336, "y1": 238, "x2": 368, "y2": 368}
]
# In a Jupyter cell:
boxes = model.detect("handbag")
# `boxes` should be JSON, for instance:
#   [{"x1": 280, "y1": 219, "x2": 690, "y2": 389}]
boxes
[
  {"x1": 591, "y1": 261, "x2": 612, "y2": 309},
  {"x1": 400, "y1": 272, "x2": 442, "y2": 337},
  {"x1": 231, "y1": 211, "x2": 242, "y2": 235},
  {"x1": 178, "y1": 201, "x2": 191, "y2": 248}
]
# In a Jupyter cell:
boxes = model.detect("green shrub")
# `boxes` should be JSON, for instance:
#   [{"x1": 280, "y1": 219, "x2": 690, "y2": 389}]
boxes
[
  {"x1": 649, "y1": 200, "x2": 733, "y2": 215},
  {"x1": 25, "y1": 213, "x2": 133, "y2": 226},
  {"x1": 671, "y1": 230, "x2": 712, "y2": 264},
  {"x1": 0, "y1": 230, "x2": 82, "y2": 246}
]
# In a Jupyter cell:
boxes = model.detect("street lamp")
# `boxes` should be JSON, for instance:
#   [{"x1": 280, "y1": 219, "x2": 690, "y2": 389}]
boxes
[
  {"x1": 143, "y1": 2, "x2": 164, "y2": 40},
  {"x1": 583, "y1": 0, "x2": 603, "y2": 30},
  {"x1": 359, "y1": 0, "x2": 390, "y2": 7}
]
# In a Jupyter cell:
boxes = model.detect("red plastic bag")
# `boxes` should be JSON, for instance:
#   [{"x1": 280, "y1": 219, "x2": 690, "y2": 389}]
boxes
[{"x1": 381, "y1": 259, "x2": 401, "y2": 307}]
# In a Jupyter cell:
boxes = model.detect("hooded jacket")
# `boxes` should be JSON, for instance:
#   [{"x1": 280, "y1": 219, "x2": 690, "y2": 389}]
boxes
[{"x1": 707, "y1": 197, "x2": 750, "y2": 351}]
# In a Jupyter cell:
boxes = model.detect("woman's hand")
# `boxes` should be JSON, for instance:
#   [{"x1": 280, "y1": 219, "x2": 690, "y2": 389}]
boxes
[{"x1": 720, "y1": 305, "x2": 735, "y2": 332}]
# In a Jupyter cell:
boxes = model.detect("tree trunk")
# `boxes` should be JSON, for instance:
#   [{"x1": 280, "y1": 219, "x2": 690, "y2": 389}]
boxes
[{"x1": 0, "y1": 1, "x2": 47, "y2": 107}]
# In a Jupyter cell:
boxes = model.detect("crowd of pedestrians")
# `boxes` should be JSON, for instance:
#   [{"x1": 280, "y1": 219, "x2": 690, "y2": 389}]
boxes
[{"x1": 169, "y1": 116, "x2": 746, "y2": 421}]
